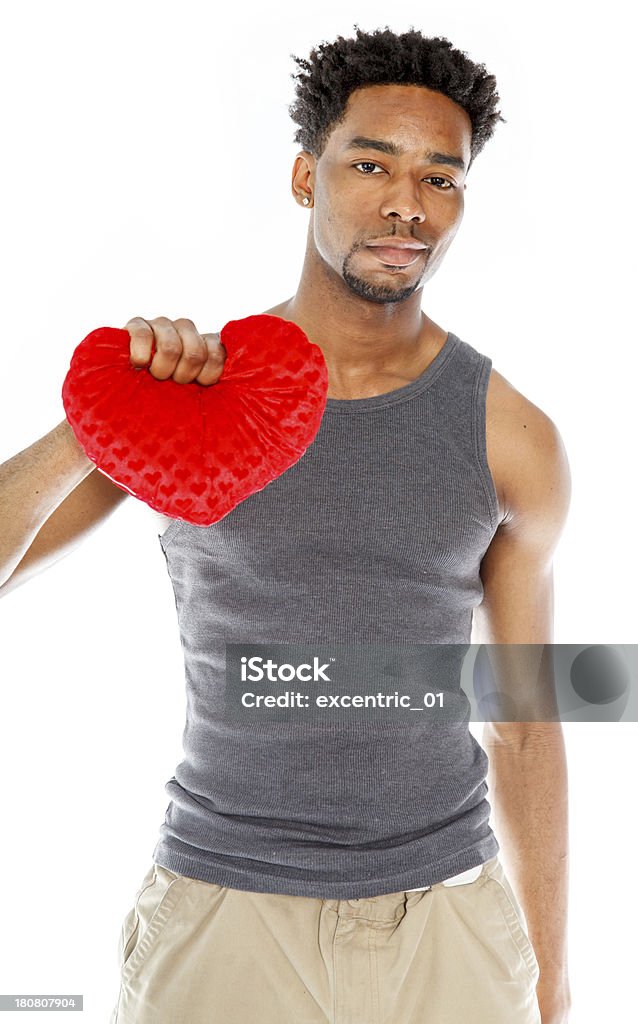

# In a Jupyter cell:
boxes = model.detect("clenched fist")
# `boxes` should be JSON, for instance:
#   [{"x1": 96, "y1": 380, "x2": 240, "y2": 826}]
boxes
[{"x1": 124, "y1": 316, "x2": 226, "y2": 386}]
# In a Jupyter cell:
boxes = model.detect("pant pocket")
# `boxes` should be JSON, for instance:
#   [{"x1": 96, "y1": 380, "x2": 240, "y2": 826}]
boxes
[
  {"x1": 482, "y1": 858, "x2": 540, "y2": 982},
  {"x1": 118, "y1": 863, "x2": 191, "y2": 983}
]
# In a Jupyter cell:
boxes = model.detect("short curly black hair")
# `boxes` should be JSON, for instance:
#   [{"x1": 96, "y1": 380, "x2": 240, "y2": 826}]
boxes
[{"x1": 288, "y1": 25, "x2": 505, "y2": 168}]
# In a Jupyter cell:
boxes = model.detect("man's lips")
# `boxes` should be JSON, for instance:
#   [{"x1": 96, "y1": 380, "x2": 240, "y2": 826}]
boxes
[{"x1": 365, "y1": 245, "x2": 428, "y2": 267}]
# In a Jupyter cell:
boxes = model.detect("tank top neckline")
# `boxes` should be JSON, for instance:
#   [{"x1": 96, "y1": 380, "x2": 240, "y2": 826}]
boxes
[{"x1": 324, "y1": 331, "x2": 460, "y2": 413}]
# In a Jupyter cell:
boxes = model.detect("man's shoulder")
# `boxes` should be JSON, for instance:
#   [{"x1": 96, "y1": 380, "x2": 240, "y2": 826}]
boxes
[
  {"x1": 486, "y1": 363, "x2": 560, "y2": 444},
  {"x1": 485, "y1": 365, "x2": 570, "y2": 529}
]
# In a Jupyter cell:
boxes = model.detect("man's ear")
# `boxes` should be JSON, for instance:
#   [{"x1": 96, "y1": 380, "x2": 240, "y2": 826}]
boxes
[{"x1": 291, "y1": 151, "x2": 316, "y2": 200}]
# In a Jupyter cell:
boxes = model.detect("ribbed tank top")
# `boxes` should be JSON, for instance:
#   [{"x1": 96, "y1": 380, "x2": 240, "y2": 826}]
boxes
[{"x1": 152, "y1": 329, "x2": 502, "y2": 898}]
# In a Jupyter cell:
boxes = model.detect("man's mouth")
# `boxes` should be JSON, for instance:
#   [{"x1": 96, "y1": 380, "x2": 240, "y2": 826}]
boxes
[{"x1": 365, "y1": 246, "x2": 428, "y2": 267}]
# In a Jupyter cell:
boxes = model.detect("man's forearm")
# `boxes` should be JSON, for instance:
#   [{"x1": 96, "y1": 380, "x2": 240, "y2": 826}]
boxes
[
  {"x1": 0, "y1": 419, "x2": 94, "y2": 588},
  {"x1": 482, "y1": 722, "x2": 571, "y2": 1016}
]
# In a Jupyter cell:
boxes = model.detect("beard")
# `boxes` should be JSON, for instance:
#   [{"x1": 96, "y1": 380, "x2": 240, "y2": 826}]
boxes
[{"x1": 341, "y1": 249, "x2": 425, "y2": 304}]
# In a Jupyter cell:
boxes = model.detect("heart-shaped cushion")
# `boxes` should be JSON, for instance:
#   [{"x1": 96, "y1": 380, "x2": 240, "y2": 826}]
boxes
[{"x1": 61, "y1": 314, "x2": 329, "y2": 525}]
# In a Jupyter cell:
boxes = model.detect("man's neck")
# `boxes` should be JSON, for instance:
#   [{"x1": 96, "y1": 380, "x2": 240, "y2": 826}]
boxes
[{"x1": 263, "y1": 273, "x2": 448, "y2": 400}]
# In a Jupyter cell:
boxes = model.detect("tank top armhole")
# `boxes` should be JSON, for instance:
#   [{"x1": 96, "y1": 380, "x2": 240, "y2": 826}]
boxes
[
  {"x1": 473, "y1": 355, "x2": 501, "y2": 534},
  {"x1": 158, "y1": 517, "x2": 187, "y2": 550}
]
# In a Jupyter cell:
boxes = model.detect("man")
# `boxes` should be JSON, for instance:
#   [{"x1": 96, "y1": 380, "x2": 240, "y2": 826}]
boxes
[{"x1": 0, "y1": 27, "x2": 571, "y2": 1024}]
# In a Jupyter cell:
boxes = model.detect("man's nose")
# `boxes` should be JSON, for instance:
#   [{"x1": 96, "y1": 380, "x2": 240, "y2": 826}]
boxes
[{"x1": 380, "y1": 181, "x2": 427, "y2": 222}]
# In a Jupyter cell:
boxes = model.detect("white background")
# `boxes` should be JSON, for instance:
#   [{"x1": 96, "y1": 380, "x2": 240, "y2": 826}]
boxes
[{"x1": 0, "y1": 1, "x2": 635, "y2": 1020}]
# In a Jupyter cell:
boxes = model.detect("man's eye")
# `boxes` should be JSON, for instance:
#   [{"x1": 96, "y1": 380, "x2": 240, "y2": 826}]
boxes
[
  {"x1": 428, "y1": 177, "x2": 455, "y2": 190},
  {"x1": 353, "y1": 164, "x2": 455, "y2": 189},
  {"x1": 353, "y1": 162, "x2": 384, "y2": 174}
]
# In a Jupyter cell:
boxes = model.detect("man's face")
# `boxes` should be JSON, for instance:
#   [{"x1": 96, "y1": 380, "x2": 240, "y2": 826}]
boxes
[{"x1": 300, "y1": 84, "x2": 472, "y2": 305}]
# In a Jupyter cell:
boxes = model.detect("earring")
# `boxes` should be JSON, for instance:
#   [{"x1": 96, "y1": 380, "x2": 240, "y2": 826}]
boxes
[{"x1": 302, "y1": 196, "x2": 310, "y2": 206}]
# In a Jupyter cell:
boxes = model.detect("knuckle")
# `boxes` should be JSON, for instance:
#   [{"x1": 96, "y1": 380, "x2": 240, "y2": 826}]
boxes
[
  {"x1": 124, "y1": 317, "x2": 152, "y2": 335},
  {"x1": 181, "y1": 348, "x2": 206, "y2": 365},
  {"x1": 158, "y1": 340, "x2": 182, "y2": 358},
  {"x1": 203, "y1": 334, "x2": 225, "y2": 359}
]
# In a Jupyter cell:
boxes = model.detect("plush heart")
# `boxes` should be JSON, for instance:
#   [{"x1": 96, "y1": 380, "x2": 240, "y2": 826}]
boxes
[{"x1": 61, "y1": 314, "x2": 329, "y2": 525}]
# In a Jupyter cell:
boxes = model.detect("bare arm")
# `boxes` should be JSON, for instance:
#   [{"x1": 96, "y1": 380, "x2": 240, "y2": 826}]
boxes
[
  {"x1": 474, "y1": 397, "x2": 572, "y2": 1022},
  {"x1": 0, "y1": 419, "x2": 129, "y2": 596}
]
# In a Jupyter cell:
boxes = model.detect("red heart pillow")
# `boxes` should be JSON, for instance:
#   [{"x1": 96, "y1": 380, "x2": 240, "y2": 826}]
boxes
[{"x1": 61, "y1": 314, "x2": 328, "y2": 525}]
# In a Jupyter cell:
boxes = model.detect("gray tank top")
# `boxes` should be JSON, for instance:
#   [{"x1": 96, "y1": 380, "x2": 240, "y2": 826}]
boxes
[{"x1": 152, "y1": 329, "x2": 501, "y2": 898}]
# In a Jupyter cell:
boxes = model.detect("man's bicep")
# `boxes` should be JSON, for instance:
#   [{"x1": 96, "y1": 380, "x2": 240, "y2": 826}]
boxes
[
  {"x1": 474, "y1": 408, "x2": 572, "y2": 645},
  {"x1": 473, "y1": 408, "x2": 571, "y2": 740}
]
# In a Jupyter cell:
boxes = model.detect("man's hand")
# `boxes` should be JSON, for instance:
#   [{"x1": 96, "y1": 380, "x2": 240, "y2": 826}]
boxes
[{"x1": 124, "y1": 315, "x2": 226, "y2": 386}]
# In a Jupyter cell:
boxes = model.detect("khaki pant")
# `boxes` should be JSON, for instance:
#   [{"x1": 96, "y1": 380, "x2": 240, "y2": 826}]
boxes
[{"x1": 110, "y1": 855, "x2": 541, "y2": 1023}]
